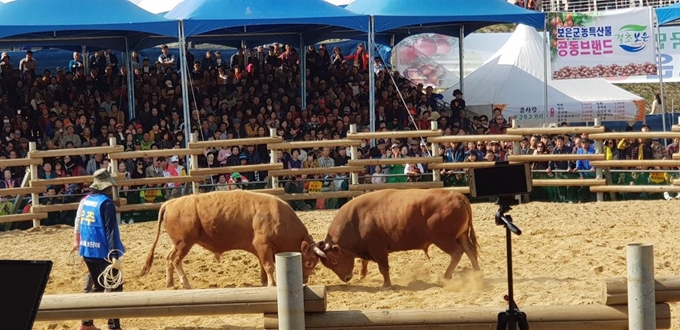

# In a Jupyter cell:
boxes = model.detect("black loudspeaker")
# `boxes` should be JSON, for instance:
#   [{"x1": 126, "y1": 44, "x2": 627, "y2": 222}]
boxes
[{"x1": 0, "y1": 260, "x2": 53, "y2": 330}]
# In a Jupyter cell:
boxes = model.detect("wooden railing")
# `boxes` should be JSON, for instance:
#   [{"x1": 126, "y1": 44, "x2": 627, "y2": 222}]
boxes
[{"x1": 5, "y1": 118, "x2": 680, "y2": 228}]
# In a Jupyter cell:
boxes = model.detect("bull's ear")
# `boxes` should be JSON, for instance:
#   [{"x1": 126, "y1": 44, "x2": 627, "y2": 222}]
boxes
[{"x1": 301, "y1": 241, "x2": 310, "y2": 254}]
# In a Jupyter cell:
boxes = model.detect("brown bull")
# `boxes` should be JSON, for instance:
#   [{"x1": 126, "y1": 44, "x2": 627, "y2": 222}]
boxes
[
  {"x1": 140, "y1": 190, "x2": 326, "y2": 288},
  {"x1": 316, "y1": 189, "x2": 481, "y2": 287}
]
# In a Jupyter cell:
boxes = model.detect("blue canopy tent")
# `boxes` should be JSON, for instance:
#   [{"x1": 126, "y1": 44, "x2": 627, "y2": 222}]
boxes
[
  {"x1": 345, "y1": 0, "x2": 547, "y2": 126},
  {"x1": 164, "y1": 0, "x2": 370, "y2": 147},
  {"x1": 0, "y1": 0, "x2": 177, "y2": 50},
  {"x1": 656, "y1": 3, "x2": 680, "y2": 26},
  {"x1": 0, "y1": 0, "x2": 179, "y2": 121}
]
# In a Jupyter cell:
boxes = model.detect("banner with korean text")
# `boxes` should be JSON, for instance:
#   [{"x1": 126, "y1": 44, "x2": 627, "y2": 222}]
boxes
[{"x1": 548, "y1": 8, "x2": 657, "y2": 80}]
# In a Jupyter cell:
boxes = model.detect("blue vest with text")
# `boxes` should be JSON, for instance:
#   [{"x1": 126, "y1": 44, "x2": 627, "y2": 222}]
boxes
[{"x1": 78, "y1": 194, "x2": 125, "y2": 259}]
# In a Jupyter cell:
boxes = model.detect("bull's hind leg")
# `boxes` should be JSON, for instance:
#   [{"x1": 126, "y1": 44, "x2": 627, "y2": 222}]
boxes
[
  {"x1": 433, "y1": 239, "x2": 464, "y2": 279},
  {"x1": 165, "y1": 247, "x2": 177, "y2": 288},
  {"x1": 171, "y1": 241, "x2": 195, "y2": 289},
  {"x1": 456, "y1": 236, "x2": 480, "y2": 271}
]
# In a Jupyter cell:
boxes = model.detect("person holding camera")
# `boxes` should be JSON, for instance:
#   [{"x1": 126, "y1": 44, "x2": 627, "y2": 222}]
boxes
[{"x1": 228, "y1": 172, "x2": 249, "y2": 190}]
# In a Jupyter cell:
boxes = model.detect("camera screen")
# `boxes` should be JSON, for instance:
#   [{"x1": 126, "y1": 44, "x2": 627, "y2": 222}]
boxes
[{"x1": 469, "y1": 163, "x2": 531, "y2": 198}]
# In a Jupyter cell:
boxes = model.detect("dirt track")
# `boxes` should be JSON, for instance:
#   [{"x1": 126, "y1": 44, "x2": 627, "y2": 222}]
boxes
[{"x1": 0, "y1": 200, "x2": 677, "y2": 330}]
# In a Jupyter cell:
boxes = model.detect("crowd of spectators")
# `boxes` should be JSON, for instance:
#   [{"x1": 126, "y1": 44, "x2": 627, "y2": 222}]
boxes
[{"x1": 0, "y1": 40, "x2": 673, "y2": 230}]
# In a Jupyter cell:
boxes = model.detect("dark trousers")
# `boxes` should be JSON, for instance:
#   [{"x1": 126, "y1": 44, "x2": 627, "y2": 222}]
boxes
[{"x1": 82, "y1": 258, "x2": 123, "y2": 329}]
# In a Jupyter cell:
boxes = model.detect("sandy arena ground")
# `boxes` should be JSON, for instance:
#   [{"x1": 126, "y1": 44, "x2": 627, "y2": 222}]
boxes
[{"x1": 1, "y1": 200, "x2": 678, "y2": 330}]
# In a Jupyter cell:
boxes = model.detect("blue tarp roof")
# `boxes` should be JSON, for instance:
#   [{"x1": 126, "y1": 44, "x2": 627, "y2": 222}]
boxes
[
  {"x1": 164, "y1": 0, "x2": 369, "y2": 45},
  {"x1": 657, "y1": 3, "x2": 680, "y2": 25},
  {"x1": 345, "y1": 0, "x2": 545, "y2": 43},
  {"x1": 0, "y1": 0, "x2": 178, "y2": 51}
]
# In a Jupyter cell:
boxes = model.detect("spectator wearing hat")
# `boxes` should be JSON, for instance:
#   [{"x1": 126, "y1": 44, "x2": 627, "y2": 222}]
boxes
[
  {"x1": 0, "y1": 52, "x2": 13, "y2": 93},
  {"x1": 451, "y1": 89, "x2": 465, "y2": 122},
  {"x1": 384, "y1": 143, "x2": 407, "y2": 183},
  {"x1": 164, "y1": 156, "x2": 186, "y2": 199},
  {"x1": 575, "y1": 138, "x2": 596, "y2": 202}
]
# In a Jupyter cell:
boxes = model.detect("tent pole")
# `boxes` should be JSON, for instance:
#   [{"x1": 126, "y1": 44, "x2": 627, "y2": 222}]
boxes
[
  {"x1": 82, "y1": 46, "x2": 88, "y2": 74},
  {"x1": 179, "y1": 20, "x2": 192, "y2": 168},
  {"x1": 654, "y1": 9, "x2": 667, "y2": 137},
  {"x1": 458, "y1": 25, "x2": 464, "y2": 96},
  {"x1": 300, "y1": 35, "x2": 307, "y2": 110},
  {"x1": 368, "y1": 15, "x2": 376, "y2": 145},
  {"x1": 543, "y1": 18, "x2": 549, "y2": 126},
  {"x1": 124, "y1": 37, "x2": 134, "y2": 122}
]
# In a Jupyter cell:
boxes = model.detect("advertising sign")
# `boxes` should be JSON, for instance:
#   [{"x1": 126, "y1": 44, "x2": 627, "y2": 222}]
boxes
[
  {"x1": 496, "y1": 99, "x2": 645, "y2": 127},
  {"x1": 605, "y1": 25, "x2": 680, "y2": 83},
  {"x1": 547, "y1": 8, "x2": 657, "y2": 80}
]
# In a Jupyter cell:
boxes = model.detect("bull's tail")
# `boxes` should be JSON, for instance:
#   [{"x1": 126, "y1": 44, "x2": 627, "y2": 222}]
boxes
[
  {"x1": 465, "y1": 198, "x2": 481, "y2": 259},
  {"x1": 139, "y1": 201, "x2": 168, "y2": 276}
]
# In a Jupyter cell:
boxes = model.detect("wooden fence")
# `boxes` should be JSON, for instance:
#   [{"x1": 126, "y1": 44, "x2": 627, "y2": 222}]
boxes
[{"x1": 4, "y1": 118, "x2": 680, "y2": 228}]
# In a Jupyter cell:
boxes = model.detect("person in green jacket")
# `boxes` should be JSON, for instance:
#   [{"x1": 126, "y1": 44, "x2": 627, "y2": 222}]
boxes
[{"x1": 384, "y1": 143, "x2": 407, "y2": 183}]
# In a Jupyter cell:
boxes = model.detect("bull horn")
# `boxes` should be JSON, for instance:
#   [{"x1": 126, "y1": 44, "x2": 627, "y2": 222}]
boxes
[
  {"x1": 323, "y1": 242, "x2": 332, "y2": 251},
  {"x1": 313, "y1": 246, "x2": 327, "y2": 258}
]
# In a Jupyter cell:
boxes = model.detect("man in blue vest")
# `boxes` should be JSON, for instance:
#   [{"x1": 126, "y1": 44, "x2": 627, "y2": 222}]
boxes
[{"x1": 74, "y1": 168, "x2": 125, "y2": 330}]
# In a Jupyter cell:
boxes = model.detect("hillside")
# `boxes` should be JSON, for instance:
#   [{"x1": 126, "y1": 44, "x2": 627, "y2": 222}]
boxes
[{"x1": 477, "y1": 24, "x2": 673, "y2": 112}]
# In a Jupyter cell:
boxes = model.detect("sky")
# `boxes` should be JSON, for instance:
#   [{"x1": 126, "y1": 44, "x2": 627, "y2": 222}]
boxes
[{"x1": 0, "y1": 0, "x2": 356, "y2": 14}]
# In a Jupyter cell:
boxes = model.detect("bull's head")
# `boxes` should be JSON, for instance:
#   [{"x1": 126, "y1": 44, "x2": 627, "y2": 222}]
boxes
[
  {"x1": 300, "y1": 240, "x2": 325, "y2": 284},
  {"x1": 314, "y1": 240, "x2": 355, "y2": 283}
]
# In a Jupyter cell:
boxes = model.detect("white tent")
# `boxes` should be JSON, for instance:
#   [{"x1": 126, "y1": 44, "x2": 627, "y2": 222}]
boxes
[{"x1": 443, "y1": 24, "x2": 645, "y2": 127}]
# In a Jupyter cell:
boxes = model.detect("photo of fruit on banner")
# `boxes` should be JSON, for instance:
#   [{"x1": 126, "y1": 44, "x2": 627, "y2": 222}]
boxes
[
  {"x1": 547, "y1": 8, "x2": 658, "y2": 80},
  {"x1": 394, "y1": 34, "x2": 460, "y2": 90}
]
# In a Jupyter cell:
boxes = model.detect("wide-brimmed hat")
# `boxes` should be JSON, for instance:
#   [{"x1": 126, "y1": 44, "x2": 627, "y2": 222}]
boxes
[{"x1": 89, "y1": 168, "x2": 118, "y2": 191}]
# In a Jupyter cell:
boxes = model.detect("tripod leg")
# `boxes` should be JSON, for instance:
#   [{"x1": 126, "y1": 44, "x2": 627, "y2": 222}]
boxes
[{"x1": 497, "y1": 312, "x2": 508, "y2": 330}]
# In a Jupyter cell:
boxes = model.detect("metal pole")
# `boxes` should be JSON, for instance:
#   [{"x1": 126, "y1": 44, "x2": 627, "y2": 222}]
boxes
[
  {"x1": 124, "y1": 38, "x2": 134, "y2": 122},
  {"x1": 82, "y1": 45, "x2": 88, "y2": 75},
  {"x1": 300, "y1": 35, "x2": 307, "y2": 110},
  {"x1": 368, "y1": 16, "x2": 376, "y2": 141},
  {"x1": 458, "y1": 25, "x2": 465, "y2": 96},
  {"x1": 543, "y1": 16, "x2": 550, "y2": 126},
  {"x1": 275, "y1": 252, "x2": 305, "y2": 330},
  {"x1": 178, "y1": 21, "x2": 192, "y2": 165},
  {"x1": 654, "y1": 10, "x2": 667, "y2": 133},
  {"x1": 108, "y1": 137, "x2": 122, "y2": 225},
  {"x1": 627, "y1": 243, "x2": 656, "y2": 330}
]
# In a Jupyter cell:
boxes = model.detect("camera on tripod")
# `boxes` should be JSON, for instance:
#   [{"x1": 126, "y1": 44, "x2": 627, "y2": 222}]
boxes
[
  {"x1": 465, "y1": 162, "x2": 532, "y2": 330},
  {"x1": 466, "y1": 162, "x2": 533, "y2": 201}
]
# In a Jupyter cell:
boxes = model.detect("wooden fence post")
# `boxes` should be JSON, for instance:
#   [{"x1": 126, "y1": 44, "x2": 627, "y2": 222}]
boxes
[
  {"x1": 28, "y1": 142, "x2": 40, "y2": 228},
  {"x1": 349, "y1": 124, "x2": 359, "y2": 186},
  {"x1": 430, "y1": 120, "x2": 441, "y2": 183},
  {"x1": 511, "y1": 119, "x2": 523, "y2": 203},
  {"x1": 108, "y1": 137, "x2": 122, "y2": 224},
  {"x1": 269, "y1": 128, "x2": 279, "y2": 189},
  {"x1": 190, "y1": 133, "x2": 200, "y2": 194},
  {"x1": 593, "y1": 118, "x2": 604, "y2": 202}
]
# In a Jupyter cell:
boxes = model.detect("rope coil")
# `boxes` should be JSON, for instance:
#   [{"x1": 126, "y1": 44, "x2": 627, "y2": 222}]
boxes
[{"x1": 98, "y1": 249, "x2": 124, "y2": 290}]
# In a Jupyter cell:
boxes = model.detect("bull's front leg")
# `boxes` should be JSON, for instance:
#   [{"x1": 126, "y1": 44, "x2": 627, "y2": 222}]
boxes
[
  {"x1": 359, "y1": 259, "x2": 370, "y2": 279},
  {"x1": 255, "y1": 246, "x2": 277, "y2": 287},
  {"x1": 259, "y1": 264, "x2": 268, "y2": 286},
  {"x1": 374, "y1": 256, "x2": 391, "y2": 288}
]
